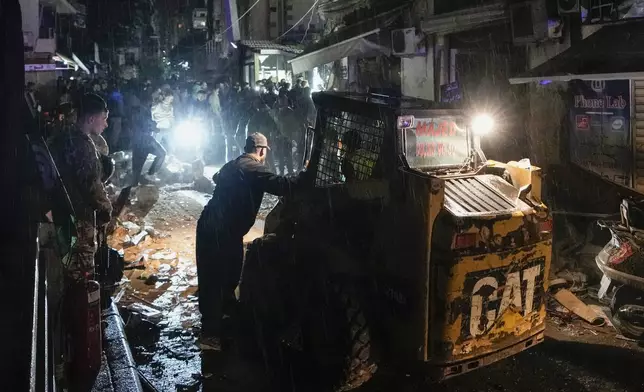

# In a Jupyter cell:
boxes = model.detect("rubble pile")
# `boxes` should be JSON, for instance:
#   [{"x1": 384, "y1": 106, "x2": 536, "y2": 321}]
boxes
[
  {"x1": 107, "y1": 151, "x2": 216, "y2": 196},
  {"x1": 106, "y1": 207, "x2": 203, "y2": 390}
]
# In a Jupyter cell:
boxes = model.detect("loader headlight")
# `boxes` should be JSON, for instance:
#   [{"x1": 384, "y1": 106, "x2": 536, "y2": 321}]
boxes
[
  {"x1": 471, "y1": 114, "x2": 494, "y2": 136},
  {"x1": 174, "y1": 119, "x2": 206, "y2": 147}
]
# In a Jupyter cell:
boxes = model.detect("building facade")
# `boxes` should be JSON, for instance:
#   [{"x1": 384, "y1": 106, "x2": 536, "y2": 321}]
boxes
[{"x1": 21, "y1": 0, "x2": 93, "y2": 93}]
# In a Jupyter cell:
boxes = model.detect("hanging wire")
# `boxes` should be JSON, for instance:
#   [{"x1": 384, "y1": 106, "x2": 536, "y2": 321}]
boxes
[
  {"x1": 221, "y1": 0, "x2": 263, "y2": 35},
  {"x1": 300, "y1": 1, "x2": 317, "y2": 44},
  {"x1": 274, "y1": 0, "x2": 320, "y2": 41}
]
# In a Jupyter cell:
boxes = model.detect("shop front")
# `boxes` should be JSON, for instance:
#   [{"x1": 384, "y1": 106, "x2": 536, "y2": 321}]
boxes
[
  {"x1": 510, "y1": 21, "x2": 644, "y2": 195},
  {"x1": 287, "y1": 5, "x2": 405, "y2": 92},
  {"x1": 237, "y1": 41, "x2": 302, "y2": 86}
]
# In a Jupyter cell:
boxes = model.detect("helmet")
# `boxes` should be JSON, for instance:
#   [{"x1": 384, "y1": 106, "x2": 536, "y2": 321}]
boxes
[{"x1": 100, "y1": 154, "x2": 115, "y2": 184}]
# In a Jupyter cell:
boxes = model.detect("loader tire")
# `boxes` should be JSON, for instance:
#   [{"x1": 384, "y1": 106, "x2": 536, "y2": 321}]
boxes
[
  {"x1": 334, "y1": 282, "x2": 377, "y2": 391},
  {"x1": 299, "y1": 280, "x2": 377, "y2": 392}
]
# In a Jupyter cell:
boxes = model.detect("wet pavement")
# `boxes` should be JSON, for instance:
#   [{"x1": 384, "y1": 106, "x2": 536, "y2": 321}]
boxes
[{"x1": 107, "y1": 185, "x2": 644, "y2": 392}]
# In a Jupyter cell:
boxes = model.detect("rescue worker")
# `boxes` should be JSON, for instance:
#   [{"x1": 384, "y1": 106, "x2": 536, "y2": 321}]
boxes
[
  {"x1": 49, "y1": 93, "x2": 113, "y2": 278},
  {"x1": 196, "y1": 133, "x2": 304, "y2": 351}
]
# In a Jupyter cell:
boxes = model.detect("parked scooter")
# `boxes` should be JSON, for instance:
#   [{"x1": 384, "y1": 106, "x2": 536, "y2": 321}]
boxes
[{"x1": 596, "y1": 199, "x2": 644, "y2": 339}]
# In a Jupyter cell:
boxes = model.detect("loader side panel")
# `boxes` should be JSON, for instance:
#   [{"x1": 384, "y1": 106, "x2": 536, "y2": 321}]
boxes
[{"x1": 428, "y1": 214, "x2": 552, "y2": 378}]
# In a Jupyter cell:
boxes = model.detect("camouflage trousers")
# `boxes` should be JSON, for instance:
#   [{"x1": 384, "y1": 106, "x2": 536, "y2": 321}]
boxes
[{"x1": 65, "y1": 219, "x2": 98, "y2": 279}]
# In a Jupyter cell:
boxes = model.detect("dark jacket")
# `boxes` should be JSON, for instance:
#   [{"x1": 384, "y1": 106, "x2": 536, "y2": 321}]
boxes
[{"x1": 202, "y1": 153, "x2": 299, "y2": 237}]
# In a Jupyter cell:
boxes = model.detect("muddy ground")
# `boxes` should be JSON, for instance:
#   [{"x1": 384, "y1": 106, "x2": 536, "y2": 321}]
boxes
[{"x1": 108, "y1": 186, "x2": 644, "y2": 392}]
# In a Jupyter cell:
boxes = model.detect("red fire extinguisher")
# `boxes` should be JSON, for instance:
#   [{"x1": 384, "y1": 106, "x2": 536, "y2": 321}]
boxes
[{"x1": 67, "y1": 278, "x2": 102, "y2": 391}]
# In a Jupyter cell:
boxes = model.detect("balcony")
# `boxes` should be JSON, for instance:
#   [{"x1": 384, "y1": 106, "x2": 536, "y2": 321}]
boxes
[
  {"x1": 193, "y1": 8, "x2": 207, "y2": 30},
  {"x1": 40, "y1": 0, "x2": 78, "y2": 15}
]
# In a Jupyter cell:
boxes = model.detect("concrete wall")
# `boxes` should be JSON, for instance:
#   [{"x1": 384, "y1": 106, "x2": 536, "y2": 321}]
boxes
[
  {"x1": 527, "y1": 25, "x2": 602, "y2": 69},
  {"x1": 401, "y1": 55, "x2": 434, "y2": 100},
  {"x1": 20, "y1": 0, "x2": 40, "y2": 48},
  {"x1": 524, "y1": 82, "x2": 567, "y2": 167},
  {"x1": 248, "y1": 0, "x2": 270, "y2": 39},
  {"x1": 522, "y1": 25, "x2": 603, "y2": 168},
  {"x1": 286, "y1": 0, "x2": 322, "y2": 35}
]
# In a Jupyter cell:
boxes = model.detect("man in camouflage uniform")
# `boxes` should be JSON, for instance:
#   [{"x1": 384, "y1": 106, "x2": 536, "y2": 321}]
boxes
[{"x1": 50, "y1": 93, "x2": 113, "y2": 278}]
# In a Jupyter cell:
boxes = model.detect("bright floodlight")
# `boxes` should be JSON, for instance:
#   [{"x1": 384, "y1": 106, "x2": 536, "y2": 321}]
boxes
[
  {"x1": 472, "y1": 114, "x2": 494, "y2": 135},
  {"x1": 174, "y1": 119, "x2": 206, "y2": 148}
]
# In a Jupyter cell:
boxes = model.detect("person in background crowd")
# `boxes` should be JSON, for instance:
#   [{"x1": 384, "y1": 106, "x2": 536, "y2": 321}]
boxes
[
  {"x1": 49, "y1": 93, "x2": 113, "y2": 279},
  {"x1": 175, "y1": 85, "x2": 190, "y2": 122},
  {"x1": 106, "y1": 80, "x2": 125, "y2": 150},
  {"x1": 262, "y1": 83, "x2": 278, "y2": 108},
  {"x1": 208, "y1": 83, "x2": 222, "y2": 130},
  {"x1": 208, "y1": 83, "x2": 227, "y2": 164},
  {"x1": 189, "y1": 89, "x2": 210, "y2": 119},
  {"x1": 276, "y1": 83, "x2": 290, "y2": 109},
  {"x1": 131, "y1": 100, "x2": 166, "y2": 186},
  {"x1": 59, "y1": 86, "x2": 73, "y2": 107},
  {"x1": 299, "y1": 80, "x2": 316, "y2": 127},
  {"x1": 151, "y1": 86, "x2": 175, "y2": 152},
  {"x1": 288, "y1": 77, "x2": 303, "y2": 108}
]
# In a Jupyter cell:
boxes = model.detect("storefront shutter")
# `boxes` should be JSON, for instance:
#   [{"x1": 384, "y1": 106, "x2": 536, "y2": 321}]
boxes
[{"x1": 634, "y1": 80, "x2": 644, "y2": 192}]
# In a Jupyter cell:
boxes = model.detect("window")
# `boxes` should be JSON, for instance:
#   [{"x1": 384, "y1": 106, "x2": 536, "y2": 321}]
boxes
[
  {"x1": 286, "y1": 14, "x2": 294, "y2": 20},
  {"x1": 315, "y1": 109, "x2": 384, "y2": 186},
  {"x1": 310, "y1": 24, "x2": 316, "y2": 29},
  {"x1": 270, "y1": 22, "x2": 277, "y2": 28},
  {"x1": 270, "y1": 6, "x2": 277, "y2": 12},
  {"x1": 286, "y1": 5, "x2": 293, "y2": 10},
  {"x1": 39, "y1": 5, "x2": 56, "y2": 39}
]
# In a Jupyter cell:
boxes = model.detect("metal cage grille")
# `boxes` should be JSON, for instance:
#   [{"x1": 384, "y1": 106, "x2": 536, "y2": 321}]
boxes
[{"x1": 315, "y1": 109, "x2": 385, "y2": 187}]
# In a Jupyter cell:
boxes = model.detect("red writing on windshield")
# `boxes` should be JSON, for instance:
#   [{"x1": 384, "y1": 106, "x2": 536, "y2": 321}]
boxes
[
  {"x1": 416, "y1": 142, "x2": 457, "y2": 157},
  {"x1": 414, "y1": 120, "x2": 461, "y2": 158},
  {"x1": 416, "y1": 120, "x2": 457, "y2": 137}
]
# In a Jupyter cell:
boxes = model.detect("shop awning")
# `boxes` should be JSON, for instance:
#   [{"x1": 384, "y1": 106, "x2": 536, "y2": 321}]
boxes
[
  {"x1": 72, "y1": 53, "x2": 91, "y2": 74},
  {"x1": 421, "y1": 2, "x2": 508, "y2": 35},
  {"x1": 288, "y1": 4, "x2": 405, "y2": 74},
  {"x1": 238, "y1": 41, "x2": 303, "y2": 56},
  {"x1": 289, "y1": 29, "x2": 391, "y2": 74},
  {"x1": 509, "y1": 22, "x2": 644, "y2": 84}
]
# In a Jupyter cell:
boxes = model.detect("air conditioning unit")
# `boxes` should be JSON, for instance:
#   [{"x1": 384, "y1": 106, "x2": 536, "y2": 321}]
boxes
[
  {"x1": 558, "y1": 0, "x2": 580, "y2": 14},
  {"x1": 391, "y1": 28, "x2": 426, "y2": 57},
  {"x1": 510, "y1": 0, "x2": 549, "y2": 45}
]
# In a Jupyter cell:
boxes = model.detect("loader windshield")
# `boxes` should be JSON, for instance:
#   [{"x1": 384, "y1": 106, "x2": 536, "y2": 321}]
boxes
[{"x1": 401, "y1": 116, "x2": 470, "y2": 169}]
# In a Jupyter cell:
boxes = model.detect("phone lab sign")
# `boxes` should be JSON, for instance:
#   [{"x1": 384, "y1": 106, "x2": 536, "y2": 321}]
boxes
[{"x1": 570, "y1": 79, "x2": 632, "y2": 187}]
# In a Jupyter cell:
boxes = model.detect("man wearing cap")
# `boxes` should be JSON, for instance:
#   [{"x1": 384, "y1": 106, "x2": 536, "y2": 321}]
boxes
[
  {"x1": 50, "y1": 93, "x2": 113, "y2": 278},
  {"x1": 196, "y1": 132, "x2": 302, "y2": 350}
]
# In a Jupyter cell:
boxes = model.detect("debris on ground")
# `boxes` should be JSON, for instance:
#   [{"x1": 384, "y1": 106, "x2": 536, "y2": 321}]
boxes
[
  {"x1": 193, "y1": 175, "x2": 215, "y2": 194},
  {"x1": 150, "y1": 251, "x2": 177, "y2": 261},
  {"x1": 555, "y1": 270, "x2": 589, "y2": 293},
  {"x1": 122, "y1": 221, "x2": 142, "y2": 235},
  {"x1": 551, "y1": 285, "x2": 605, "y2": 326},
  {"x1": 127, "y1": 302, "x2": 163, "y2": 324},
  {"x1": 135, "y1": 185, "x2": 161, "y2": 210},
  {"x1": 127, "y1": 230, "x2": 148, "y2": 247},
  {"x1": 105, "y1": 183, "x2": 278, "y2": 391}
]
